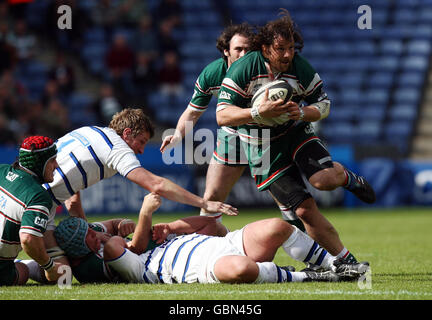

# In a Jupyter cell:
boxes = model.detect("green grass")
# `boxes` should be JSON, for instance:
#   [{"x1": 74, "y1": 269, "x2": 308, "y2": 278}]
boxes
[{"x1": 1, "y1": 207, "x2": 432, "y2": 300}]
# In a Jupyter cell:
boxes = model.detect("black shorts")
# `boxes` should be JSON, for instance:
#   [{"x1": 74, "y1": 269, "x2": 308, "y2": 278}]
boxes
[
  {"x1": 293, "y1": 138, "x2": 334, "y2": 180},
  {"x1": 268, "y1": 139, "x2": 333, "y2": 211}
]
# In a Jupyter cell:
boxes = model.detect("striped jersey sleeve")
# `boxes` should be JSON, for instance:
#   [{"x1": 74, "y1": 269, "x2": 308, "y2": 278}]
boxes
[
  {"x1": 188, "y1": 58, "x2": 227, "y2": 112},
  {"x1": 217, "y1": 51, "x2": 266, "y2": 112}
]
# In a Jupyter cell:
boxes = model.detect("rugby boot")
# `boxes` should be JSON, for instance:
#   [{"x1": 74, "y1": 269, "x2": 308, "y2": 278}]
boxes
[
  {"x1": 303, "y1": 270, "x2": 340, "y2": 282},
  {"x1": 344, "y1": 168, "x2": 376, "y2": 204},
  {"x1": 332, "y1": 258, "x2": 370, "y2": 281}
]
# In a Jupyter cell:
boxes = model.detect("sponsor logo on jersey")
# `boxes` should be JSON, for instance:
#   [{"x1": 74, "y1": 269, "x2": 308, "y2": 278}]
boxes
[
  {"x1": 219, "y1": 91, "x2": 232, "y2": 100},
  {"x1": 34, "y1": 216, "x2": 48, "y2": 229},
  {"x1": 6, "y1": 172, "x2": 19, "y2": 182}
]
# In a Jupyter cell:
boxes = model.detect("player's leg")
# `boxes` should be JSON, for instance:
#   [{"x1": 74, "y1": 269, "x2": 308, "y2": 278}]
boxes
[
  {"x1": 201, "y1": 130, "x2": 248, "y2": 222},
  {"x1": 213, "y1": 255, "x2": 259, "y2": 283},
  {"x1": 268, "y1": 173, "x2": 356, "y2": 261},
  {"x1": 241, "y1": 218, "x2": 293, "y2": 262},
  {"x1": 0, "y1": 261, "x2": 29, "y2": 286},
  {"x1": 200, "y1": 158, "x2": 246, "y2": 221},
  {"x1": 240, "y1": 217, "x2": 340, "y2": 269},
  {"x1": 295, "y1": 140, "x2": 376, "y2": 204},
  {"x1": 14, "y1": 262, "x2": 29, "y2": 285},
  {"x1": 212, "y1": 255, "x2": 360, "y2": 283},
  {"x1": 268, "y1": 192, "x2": 306, "y2": 232}
]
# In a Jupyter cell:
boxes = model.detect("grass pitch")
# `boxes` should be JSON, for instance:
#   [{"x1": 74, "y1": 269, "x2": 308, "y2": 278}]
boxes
[{"x1": 1, "y1": 207, "x2": 432, "y2": 301}]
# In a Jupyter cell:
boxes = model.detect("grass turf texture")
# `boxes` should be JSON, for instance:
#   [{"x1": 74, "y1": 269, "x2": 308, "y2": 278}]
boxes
[{"x1": 1, "y1": 207, "x2": 431, "y2": 300}]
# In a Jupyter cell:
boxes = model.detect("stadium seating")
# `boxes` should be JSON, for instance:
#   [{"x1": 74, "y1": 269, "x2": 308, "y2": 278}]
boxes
[{"x1": 220, "y1": 0, "x2": 432, "y2": 156}]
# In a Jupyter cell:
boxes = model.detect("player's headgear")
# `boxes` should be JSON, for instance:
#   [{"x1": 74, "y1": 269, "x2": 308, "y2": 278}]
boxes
[
  {"x1": 54, "y1": 217, "x2": 91, "y2": 258},
  {"x1": 19, "y1": 136, "x2": 57, "y2": 182}
]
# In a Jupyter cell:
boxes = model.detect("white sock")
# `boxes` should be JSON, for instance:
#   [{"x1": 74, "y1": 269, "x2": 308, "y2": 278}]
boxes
[
  {"x1": 254, "y1": 262, "x2": 307, "y2": 283},
  {"x1": 336, "y1": 247, "x2": 349, "y2": 259},
  {"x1": 200, "y1": 210, "x2": 222, "y2": 223},
  {"x1": 17, "y1": 259, "x2": 45, "y2": 283},
  {"x1": 282, "y1": 226, "x2": 335, "y2": 269}
]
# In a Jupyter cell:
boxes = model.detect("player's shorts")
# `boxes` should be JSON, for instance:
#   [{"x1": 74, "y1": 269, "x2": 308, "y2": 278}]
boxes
[
  {"x1": 0, "y1": 260, "x2": 19, "y2": 286},
  {"x1": 212, "y1": 127, "x2": 249, "y2": 166},
  {"x1": 244, "y1": 123, "x2": 333, "y2": 191},
  {"x1": 106, "y1": 229, "x2": 245, "y2": 284}
]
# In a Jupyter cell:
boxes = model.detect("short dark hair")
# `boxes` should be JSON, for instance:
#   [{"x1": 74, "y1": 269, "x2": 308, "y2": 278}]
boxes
[
  {"x1": 216, "y1": 22, "x2": 255, "y2": 60},
  {"x1": 252, "y1": 9, "x2": 304, "y2": 52}
]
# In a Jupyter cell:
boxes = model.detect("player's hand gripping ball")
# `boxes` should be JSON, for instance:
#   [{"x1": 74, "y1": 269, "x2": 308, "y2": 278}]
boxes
[{"x1": 251, "y1": 80, "x2": 294, "y2": 126}]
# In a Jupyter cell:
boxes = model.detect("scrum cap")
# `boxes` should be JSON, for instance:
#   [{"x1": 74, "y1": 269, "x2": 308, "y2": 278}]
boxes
[
  {"x1": 54, "y1": 217, "x2": 91, "y2": 258},
  {"x1": 19, "y1": 136, "x2": 57, "y2": 181}
]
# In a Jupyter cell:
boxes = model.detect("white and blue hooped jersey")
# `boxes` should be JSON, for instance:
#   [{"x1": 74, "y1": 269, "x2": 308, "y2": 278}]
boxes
[
  {"x1": 43, "y1": 126, "x2": 141, "y2": 205},
  {"x1": 107, "y1": 231, "x2": 245, "y2": 284}
]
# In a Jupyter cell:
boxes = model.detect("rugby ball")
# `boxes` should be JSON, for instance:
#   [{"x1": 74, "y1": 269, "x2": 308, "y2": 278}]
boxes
[{"x1": 250, "y1": 80, "x2": 293, "y2": 126}]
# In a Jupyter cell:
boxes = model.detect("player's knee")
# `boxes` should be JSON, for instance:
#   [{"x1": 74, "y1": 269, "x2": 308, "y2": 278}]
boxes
[
  {"x1": 103, "y1": 236, "x2": 126, "y2": 261},
  {"x1": 263, "y1": 218, "x2": 292, "y2": 240}
]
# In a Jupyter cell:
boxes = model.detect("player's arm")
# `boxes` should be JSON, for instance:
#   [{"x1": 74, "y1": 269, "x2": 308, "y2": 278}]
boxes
[
  {"x1": 126, "y1": 167, "x2": 238, "y2": 216},
  {"x1": 99, "y1": 219, "x2": 136, "y2": 237},
  {"x1": 64, "y1": 192, "x2": 87, "y2": 220},
  {"x1": 160, "y1": 108, "x2": 203, "y2": 153},
  {"x1": 20, "y1": 232, "x2": 60, "y2": 282},
  {"x1": 152, "y1": 216, "x2": 227, "y2": 243},
  {"x1": 217, "y1": 88, "x2": 291, "y2": 126},
  {"x1": 127, "y1": 193, "x2": 161, "y2": 254}
]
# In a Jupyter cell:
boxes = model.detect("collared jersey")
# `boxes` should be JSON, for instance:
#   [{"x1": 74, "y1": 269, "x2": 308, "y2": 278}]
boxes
[
  {"x1": 217, "y1": 51, "x2": 327, "y2": 141},
  {"x1": 44, "y1": 126, "x2": 141, "y2": 205}
]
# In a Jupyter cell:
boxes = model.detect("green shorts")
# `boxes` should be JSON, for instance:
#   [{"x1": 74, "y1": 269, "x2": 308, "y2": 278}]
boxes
[
  {"x1": 212, "y1": 127, "x2": 249, "y2": 166},
  {"x1": 0, "y1": 260, "x2": 18, "y2": 286},
  {"x1": 242, "y1": 123, "x2": 327, "y2": 191}
]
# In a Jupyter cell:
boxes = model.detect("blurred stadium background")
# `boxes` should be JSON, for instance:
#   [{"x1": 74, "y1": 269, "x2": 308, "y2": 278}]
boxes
[{"x1": 1, "y1": 0, "x2": 432, "y2": 214}]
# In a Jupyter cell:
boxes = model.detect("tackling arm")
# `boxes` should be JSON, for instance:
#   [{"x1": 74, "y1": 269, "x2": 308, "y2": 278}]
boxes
[{"x1": 126, "y1": 167, "x2": 238, "y2": 216}]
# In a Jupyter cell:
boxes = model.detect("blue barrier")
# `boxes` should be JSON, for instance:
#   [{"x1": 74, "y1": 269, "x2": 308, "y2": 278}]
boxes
[{"x1": 1, "y1": 143, "x2": 431, "y2": 212}]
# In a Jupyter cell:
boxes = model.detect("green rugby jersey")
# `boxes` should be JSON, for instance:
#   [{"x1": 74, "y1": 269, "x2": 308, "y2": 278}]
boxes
[
  {"x1": 217, "y1": 51, "x2": 326, "y2": 141},
  {"x1": 188, "y1": 58, "x2": 227, "y2": 112},
  {"x1": 0, "y1": 164, "x2": 53, "y2": 261}
]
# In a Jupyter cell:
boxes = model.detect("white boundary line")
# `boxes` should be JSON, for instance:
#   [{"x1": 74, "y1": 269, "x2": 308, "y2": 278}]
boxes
[{"x1": 2, "y1": 288, "x2": 432, "y2": 298}]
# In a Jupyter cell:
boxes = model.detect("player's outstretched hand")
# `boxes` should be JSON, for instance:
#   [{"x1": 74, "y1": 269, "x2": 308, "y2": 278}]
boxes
[
  {"x1": 152, "y1": 223, "x2": 171, "y2": 243},
  {"x1": 160, "y1": 133, "x2": 181, "y2": 153},
  {"x1": 204, "y1": 201, "x2": 238, "y2": 216}
]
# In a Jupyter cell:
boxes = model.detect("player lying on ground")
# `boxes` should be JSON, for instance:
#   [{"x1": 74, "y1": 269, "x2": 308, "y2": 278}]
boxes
[{"x1": 46, "y1": 193, "x2": 369, "y2": 284}]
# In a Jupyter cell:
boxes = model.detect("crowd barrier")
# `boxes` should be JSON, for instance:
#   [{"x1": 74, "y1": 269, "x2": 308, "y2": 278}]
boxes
[{"x1": 1, "y1": 144, "x2": 431, "y2": 215}]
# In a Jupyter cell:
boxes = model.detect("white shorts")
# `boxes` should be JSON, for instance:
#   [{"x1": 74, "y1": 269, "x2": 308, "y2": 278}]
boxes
[{"x1": 106, "y1": 228, "x2": 246, "y2": 284}]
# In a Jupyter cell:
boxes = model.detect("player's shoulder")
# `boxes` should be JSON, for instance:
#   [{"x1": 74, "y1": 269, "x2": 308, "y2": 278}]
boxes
[
  {"x1": 231, "y1": 51, "x2": 263, "y2": 70},
  {"x1": 198, "y1": 58, "x2": 227, "y2": 86},
  {"x1": 225, "y1": 51, "x2": 265, "y2": 84},
  {"x1": 292, "y1": 53, "x2": 315, "y2": 72},
  {"x1": 291, "y1": 53, "x2": 319, "y2": 87}
]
